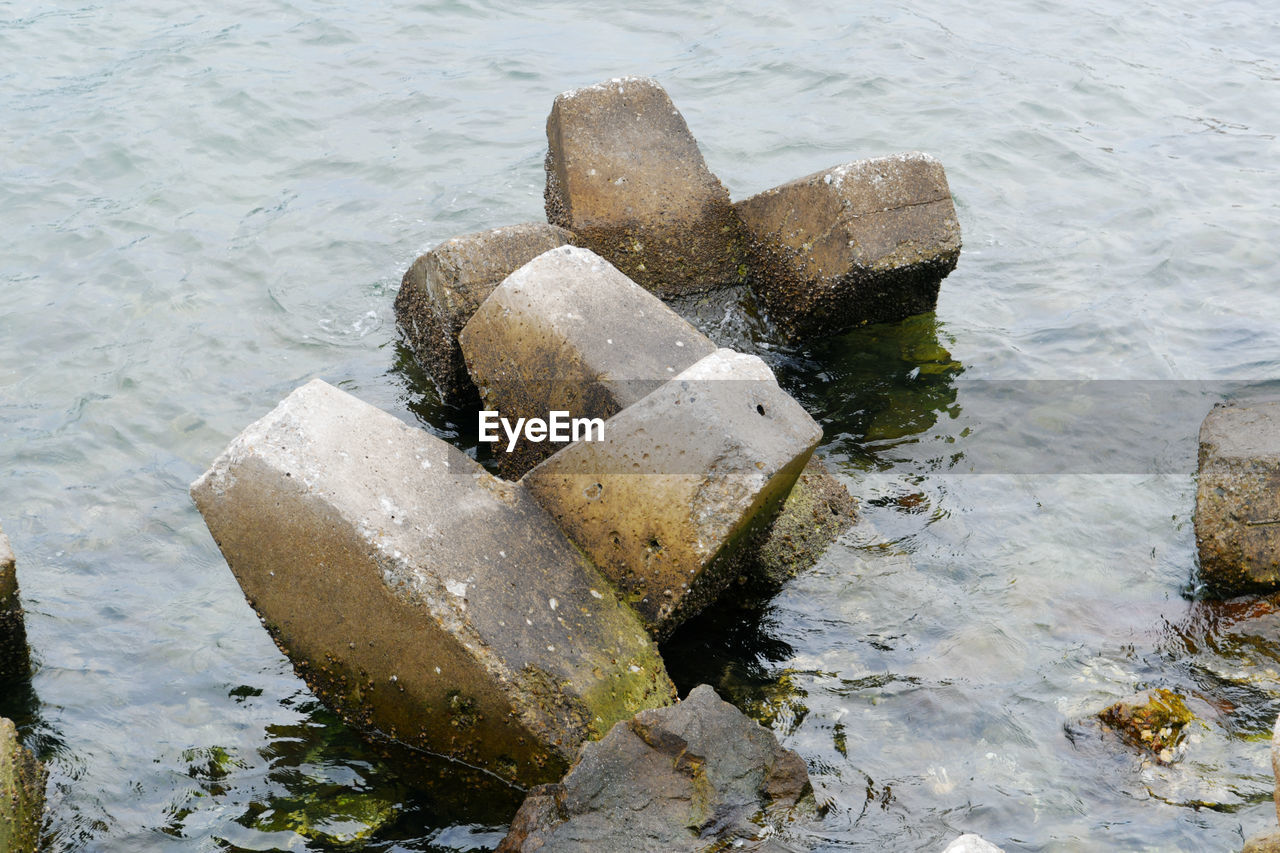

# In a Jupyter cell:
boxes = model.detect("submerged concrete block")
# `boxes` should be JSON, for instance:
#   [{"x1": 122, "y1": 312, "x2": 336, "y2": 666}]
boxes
[
  {"x1": 1195, "y1": 402, "x2": 1280, "y2": 595},
  {"x1": 394, "y1": 223, "x2": 575, "y2": 402},
  {"x1": 544, "y1": 76, "x2": 750, "y2": 297},
  {"x1": 460, "y1": 245, "x2": 717, "y2": 476},
  {"x1": 0, "y1": 524, "x2": 29, "y2": 685},
  {"x1": 522, "y1": 349, "x2": 822, "y2": 638},
  {"x1": 0, "y1": 717, "x2": 45, "y2": 853},
  {"x1": 736, "y1": 153, "x2": 961, "y2": 339},
  {"x1": 190, "y1": 380, "x2": 674, "y2": 785}
]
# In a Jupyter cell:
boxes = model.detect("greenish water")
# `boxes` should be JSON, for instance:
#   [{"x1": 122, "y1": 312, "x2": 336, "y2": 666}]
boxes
[{"x1": 3, "y1": 1, "x2": 1280, "y2": 849}]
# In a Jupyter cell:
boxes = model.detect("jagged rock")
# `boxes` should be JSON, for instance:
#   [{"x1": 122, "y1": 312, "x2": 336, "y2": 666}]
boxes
[
  {"x1": 0, "y1": 524, "x2": 29, "y2": 684},
  {"x1": 942, "y1": 835, "x2": 1005, "y2": 853},
  {"x1": 735, "y1": 153, "x2": 961, "y2": 339},
  {"x1": 522, "y1": 349, "x2": 822, "y2": 639},
  {"x1": 395, "y1": 223, "x2": 575, "y2": 402},
  {"x1": 1196, "y1": 402, "x2": 1280, "y2": 595},
  {"x1": 497, "y1": 684, "x2": 811, "y2": 853},
  {"x1": 0, "y1": 716, "x2": 45, "y2": 853},
  {"x1": 544, "y1": 76, "x2": 750, "y2": 298},
  {"x1": 190, "y1": 379, "x2": 674, "y2": 785},
  {"x1": 1098, "y1": 688, "x2": 1196, "y2": 764}
]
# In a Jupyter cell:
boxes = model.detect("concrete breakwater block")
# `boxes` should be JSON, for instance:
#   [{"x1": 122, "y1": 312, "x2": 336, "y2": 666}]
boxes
[
  {"x1": 736, "y1": 152, "x2": 961, "y2": 339},
  {"x1": 496, "y1": 684, "x2": 810, "y2": 853},
  {"x1": 1195, "y1": 402, "x2": 1280, "y2": 595},
  {"x1": 544, "y1": 76, "x2": 750, "y2": 298},
  {"x1": 190, "y1": 379, "x2": 675, "y2": 785},
  {"x1": 522, "y1": 349, "x2": 823, "y2": 639},
  {"x1": 460, "y1": 245, "x2": 717, "y2": 476},
  {"x1": 0, "y1": 716, "x2": 45, "y2": 853},
  {"x1": 395, "y1": 223, "x2": 575, "y2": 402},
  {"x1": 0, "y1": 524, "x2": 30, "y2": 684}
]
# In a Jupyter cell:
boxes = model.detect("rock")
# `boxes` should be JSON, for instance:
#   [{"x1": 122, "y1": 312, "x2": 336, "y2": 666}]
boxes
[
  {"x1": 395, "y1": 223, "x2": 575, "y2": 402},
  {"x1": 1245, "y1": 831, "x2": 1280, "y2": 853},
  {"x1": 735, "y1": 153, "x2": 961, "y2": 340},
  {"x1": 459, "y1": 245, "x2": 717, "y2": 477},
  {"x1": 1273, "y1": 711, "x2": 1280, "y2": 824},
  {"x1": 0, "y1": 716, "x2": 45, "y2": 853},
  {"x1": 190, "y1": 379, "x2": 674, "y2": 785},
  {"x1": 496, "y1": 684, "x2": 811, "y2": 853},
  {"x1": 1097, "y1": 688, "x2": 1196, "y2": 764},
  {"x1": 544, "y1": 76, "x2": 750, "y2": 298},
  {"x1": 0, "y1": 524, "x2": 30, "y2": 685},
  {"x1": 942, "y1": 835, "x2": 1005, "y2": 853},
  {"x1": 522, "y1": 349, "x2": 822, "y2": 639},
  {"x1": 1196, "y1": 402, "x2": 1280, "y2": 595}
]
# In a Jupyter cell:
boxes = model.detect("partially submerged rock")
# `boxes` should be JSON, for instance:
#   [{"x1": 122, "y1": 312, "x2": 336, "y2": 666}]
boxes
[
  {"x1": 736, "y1": 153, "x2": 961, "y2": 340},
  {"x1": 1098, "y1": 688, "x2": 1197, "y2": 764},
  {"x1": 942, "y1": 835, "x2": 1005, "y2": 853},
  {"x1": 522, "y1": 349, "x2": 822, "y2": 639},
  {"x1": 0, "y1": 523, "x2": 30, "y2": 685},
  {"x1": 497, "y1": 684, "x2": 811, "y2": 853},
  {"x1": 1196, "y1": 402, "x2": 1280, "y2": 595},
  {"x1": 544, "y1": 76, "x2": 750, "y2": 297},
  {"x1": 191, "y1": 379, "x2": 674, "y2": 785},
  {"x1": 0, "y1": 716, "x2": 45, "y2": 853},
  {"x1": 395, "y1": 223, "x2": 575, "y2": 402}
]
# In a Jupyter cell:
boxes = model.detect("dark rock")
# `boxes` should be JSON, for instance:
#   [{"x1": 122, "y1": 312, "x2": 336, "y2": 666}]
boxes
[
  {"x1": 0, "y1": 716, "x2": 45, "y2": 853},
  {"x1": 0, "y1": 525, "x2": 30, "y2": 685},
  {"x1": 1098, "y1": 688, "x2": 1197, "y2": 764},
  {"x1": 497, "y1": 684, "x2": 811, "y2": 853},
  {"x1": 544, "y1": 76, "x2": 750, "y2": 298}
]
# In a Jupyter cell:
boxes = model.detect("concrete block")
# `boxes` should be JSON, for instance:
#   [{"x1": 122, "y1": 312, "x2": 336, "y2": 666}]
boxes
[
  {"x1": 394, "y1": 223, "x2": 575, "y2": 402},
  {"x1": 190, "y1": 379, "x2": 674, "y2": 785},
  {"x1": 544, "y1": 76, "x2": 750, "y2": 297},
  {"x1": 522, "y1": 349, "x2": 822, "y2": 638},
  {"x1": 1195, "y1": 402, "x2": 1280, "y2": 595},
  {"x1": 0, "y1": 525, "x2": 29, "y2": 685},
  {"x1": 459, "y1": 245, "x2": 717, "y2": 477},
  {"x1": 735, "y1": 153, "x2": 961, "y2": 339},
  {"x1": 0, "y1": 716, "x2": 45, "y2": 853}
]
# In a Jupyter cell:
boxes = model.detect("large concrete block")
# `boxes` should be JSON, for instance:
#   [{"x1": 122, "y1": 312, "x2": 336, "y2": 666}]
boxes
[
  {"x1": 190, "y1": 380, "x2": 674, "y2": 785},
  {"x1": 459, "y1": 245, "x2": 718, "y2": 477},
  {"x1": 0, "y1": 716, "x2": 45, "y2": 853},
  {"x1": 0, "y1": 524, "x2": 29, "y2": 685},
  {"x1": 736, "y1": 153, "x2": 961, "y2": 339},
  {"x1": 1195, "y1": 402, "x2": 1280, "y2": 595},
  {"x1": 394, "y1": 223, "x2": 575, "y2": 402},
  {"x1": 522, "y1": 349, "x2": 822, "y2": 638},
  {"x1": 544, "y1": 76, "x2": 750, "y2": 297}
]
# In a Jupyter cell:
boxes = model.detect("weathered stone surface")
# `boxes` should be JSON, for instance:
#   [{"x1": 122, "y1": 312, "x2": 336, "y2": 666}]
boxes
[
  {"x1": 497, "y1": 684, "x2": 810, "y2": 853},
  {"x1": 522, "y1": 349, "x2": 822, "y2": 639},
  {"x1": 395, "y1": 223, "x2": 575, "y2": 402},
  {"x1": 1098, "y1": 688, "x2": 1196, "y2": 764},
  {"x1": 190, "y1": 379, "x2": 674, "y2": 785},
  {"x1": 1245, "y1": 831, "x2": 1280, "y2": 853},
  {"x1": 1196, "y1": 402, "x2": 1280, "y2": 595},
  {"x1": 735, "y1": 153, "x2": 961, "y2": 339},
  {"x1": 460, "y1": 245, "x2": 718, "y2": 477},
  {"x1": 544, "y1": 76, "x2": 750, "y2": 297},
  {"x1": 942, "y1": 835, "x2": 1005, "y2": 853},
  {"x1": 0, "y1": 524, "x2": 30, "y2": 685},
  {"x1": 0, "y1": 716, "x2": 45, "y2": 853}
]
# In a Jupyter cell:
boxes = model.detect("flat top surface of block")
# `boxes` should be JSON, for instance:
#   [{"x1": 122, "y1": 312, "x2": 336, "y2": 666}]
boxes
[
  {"x1": 0, "y1": 525, "x2": 11, "y2": 573},
  {"x1": 422, "y1": 223, "x2": 574, "y2": 309},
  {"x1": 1199, "y1": 402, "x2": 1280, "y2": 461}
]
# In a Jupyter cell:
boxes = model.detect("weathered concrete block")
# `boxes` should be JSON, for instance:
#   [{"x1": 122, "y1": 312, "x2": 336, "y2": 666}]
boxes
[
  {"x1": 522, "y1": 349, "x2": 822, "y2": 638},
  {"x1": 735, "y1": 153, "x2": 961, "y2": 339},
  {"x1": 544, "y1": 76, "x2": 750, "y2": 297},
  {"x1": 190, "y1": 379, "x2": 674, "y2": 785},
  {"x1": 0, "y1": 524, "x2": 30, "y2": 685},
  {"x1": 460, "y1": 245, "x2": 718, "y2": 477},
  {"x1": 394, "y1": 223, "x2": 575, "y2": 402},
  {"x1": 1196, "y1": 402, "x2": 1280, "y2": 595},
  {"x1": 496, "y1": 684, "x2": 810, "y2": 853},
  {"x1": 0, "y1": 716, "x2": 45, "y2": 853}
]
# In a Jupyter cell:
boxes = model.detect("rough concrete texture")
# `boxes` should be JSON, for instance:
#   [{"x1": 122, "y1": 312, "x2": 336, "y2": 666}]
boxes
[
  {"x1": 0, "y1": 524, "x2": 30, "y2": 684},
  {"x1": 190, "y1": 379, "x2": 674, "y2": 786},
  {"x1": 460, "y1": 245, "x2": 718, "y2": 477},
  {"x1": 1098, "y1": 689, "x2": 1196, "y2": 764},
  {"x1": 395, "y1": 223, "x2": 575, "y2": 402},
  {"x1": 1196, "y1": 402, "x2": 1280, "y2": 595},
  {"x1": 544, "y1": 76, "x2": 750, "y2": 297},
  {"x1": 735, "y1": 153, "x2": 961, "y2": 340},
  {"x1": 522, "y1": 349, "x2": 822, "y2": 639},
  {"x1": 1246, "y1": 832, "x2": 1280, "y2": 853},
  {"x1": 496, "y1": 684, "x2": 810, "y2": 853},
  {"x1": 0, "y1": 716, "x2": 45, "y2": 853},
  {"x1": 942, "y1": 835, "x2": 1005, "y2": 853}
]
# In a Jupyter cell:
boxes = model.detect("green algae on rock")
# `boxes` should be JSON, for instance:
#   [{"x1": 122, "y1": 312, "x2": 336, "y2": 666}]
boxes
[
  {"x1": 1098, "y1": 688, "x2": 1197, "y2": 763},
  {"x1": 0, "y1": 717, "x2": 45, "y2": 853}
]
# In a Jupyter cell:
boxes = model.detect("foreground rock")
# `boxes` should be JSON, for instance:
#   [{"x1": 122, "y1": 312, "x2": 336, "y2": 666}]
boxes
[
  {"x1": 395, "y1": 223, "x2": 574, "y2": 402},
  {"x1": 1097, "y1": 688, "x2": 1196, "y2": 764},
  {"x1": 544, "y1": 76, "x2": 749, "y2": 298},
  {"x1": 1196, "y1": 402, "x2": 1280, "y2": 595},
  {"x1": 191, "y1": 379, "x2": 674, "y2": 785},
  {"x1": 0, "y1": 717, "x2": 44, "y2": 853},
  {"x1": 497, "y1": 684, "x2": 810, "y2": 853},
  {"x1": 523, "y1": 349, "x2": 822, "y2": 639},
  {"x1": 943, "y1": 835, "x2": 1005, "y2": 853},
  {"x1": 0, "y1": 524, "x2": 29, "y2": 684},
  {"x1": 736, "y1": 153, "x2": 961, "y2": 339}
]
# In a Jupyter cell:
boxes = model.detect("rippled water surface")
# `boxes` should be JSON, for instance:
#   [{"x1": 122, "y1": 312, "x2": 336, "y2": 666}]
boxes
[{"x1": 3, "y1": 1, "x2": 1280, "y2": 850}]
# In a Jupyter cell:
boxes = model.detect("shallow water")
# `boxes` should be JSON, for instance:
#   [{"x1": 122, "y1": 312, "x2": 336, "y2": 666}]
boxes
[{"x1": 3, "y1": 0, "x2": 1280, "y2": 849}]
